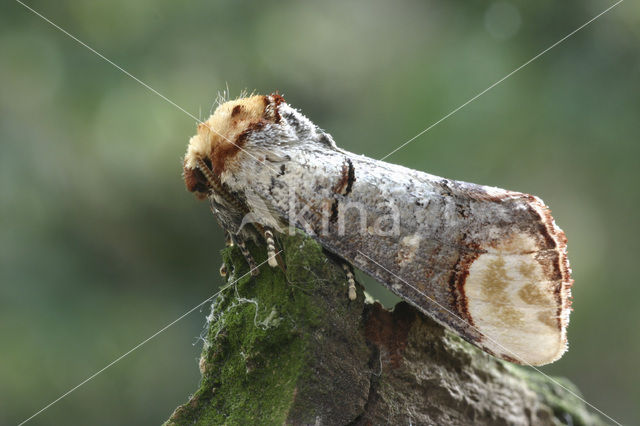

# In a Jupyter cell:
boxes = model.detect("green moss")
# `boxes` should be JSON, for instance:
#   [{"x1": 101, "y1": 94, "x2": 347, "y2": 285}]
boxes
[{"x1": 166, "y1": 232, "x2": 345, "y2": 425}]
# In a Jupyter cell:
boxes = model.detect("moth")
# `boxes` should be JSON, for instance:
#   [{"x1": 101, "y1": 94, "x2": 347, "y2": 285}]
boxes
[{"x1": 183, "y1": 94, "x2": 572, "y2": 366}]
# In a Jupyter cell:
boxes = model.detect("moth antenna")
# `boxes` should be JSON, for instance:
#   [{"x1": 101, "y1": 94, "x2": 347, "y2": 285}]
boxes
[
  {"x1": 195, "y1": 158, "x2": 247, "y2": 213},
  {"x1": 342, "y1": 263, "x2": 357, "y2": 301},
  {"x1": 195, "y1": 158, "x2": 224, "y2": 192},
  {"x1": 264, "y1": 228, "x2": 278, "y2": 268}
]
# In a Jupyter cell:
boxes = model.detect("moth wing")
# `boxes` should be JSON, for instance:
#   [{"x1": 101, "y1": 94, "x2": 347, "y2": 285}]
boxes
[
  {"x1": 310, "y1": 161, "x2": 572, "y2": 366},
  {"x1": 240, "y1": 132, "x2": 572, "y2": 365}
]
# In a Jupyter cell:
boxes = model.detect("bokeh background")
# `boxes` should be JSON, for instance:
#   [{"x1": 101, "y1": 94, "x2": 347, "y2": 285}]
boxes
[{"x1": 1, "y1": 0, "x2": 638, "y2": 424}]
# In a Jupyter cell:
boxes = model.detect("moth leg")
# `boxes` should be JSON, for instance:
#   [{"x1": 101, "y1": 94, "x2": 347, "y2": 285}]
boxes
[
  {"x1": 219, "y1": 232, "x2": 233, "y2": 277},
  {"x1": 342, "y1": 263, "x2": 357, "y2": 301},
  {"x1": 225, "y1": 231, "x2": 234, "y2": 247},
  {"x1": 231, "y1": 234, "x2": 259, "y2": 277},
  {"x1": 239, "y1": 241, "x2": 259, "y2": 276},
  {"x1": 264, "y1": 228, "x2": 278, "y2": 268},
  {"x1": 253, "y1": 224, "x2": 286, "y2": 272}
]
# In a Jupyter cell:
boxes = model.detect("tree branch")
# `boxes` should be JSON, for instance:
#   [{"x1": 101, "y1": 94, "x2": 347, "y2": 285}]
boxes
[{"x1": 166, "y1": 233, "x2": 603, "y2": 425}]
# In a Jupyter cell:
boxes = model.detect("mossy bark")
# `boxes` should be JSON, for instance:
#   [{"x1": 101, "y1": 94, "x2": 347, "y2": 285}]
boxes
[{"x1": 166, "y1": 233, "x2": 603, "y2": 425}]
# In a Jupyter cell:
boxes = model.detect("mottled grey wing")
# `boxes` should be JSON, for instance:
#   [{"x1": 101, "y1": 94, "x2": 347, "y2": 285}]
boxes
[{"x1": 254, "y1": 145, "x2": 571, "y2": 366}]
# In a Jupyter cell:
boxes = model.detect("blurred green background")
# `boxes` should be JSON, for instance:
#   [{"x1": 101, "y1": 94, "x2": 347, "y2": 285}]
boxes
[{"x1": 1, "y1": 0, "x2": 638, "y2": 424}]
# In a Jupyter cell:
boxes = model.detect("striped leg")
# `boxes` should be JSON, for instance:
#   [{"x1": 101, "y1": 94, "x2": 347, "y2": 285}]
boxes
[
  {"x1": 219, "y1": 232, "x2": 232, "y2": 277},
  {"x1": 264, "y1": 228, "x2": 278, "y2": 268},
  {"x1": 235, "y1": 237, "x2": 259, "y2": 276},
  {"x1": 342, "y1": 263, "x2": 357, "y2": 301}
]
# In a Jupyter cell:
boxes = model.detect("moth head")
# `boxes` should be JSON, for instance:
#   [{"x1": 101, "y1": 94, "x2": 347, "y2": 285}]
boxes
[{"x1": 183, "y1": 93, "x2": 284, "y2": 198}]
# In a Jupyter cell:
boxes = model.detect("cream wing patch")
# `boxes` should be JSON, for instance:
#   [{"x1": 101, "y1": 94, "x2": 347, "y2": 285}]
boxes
[{"x1": 464, "y1": 232, "x2": 566, "y2": 366}]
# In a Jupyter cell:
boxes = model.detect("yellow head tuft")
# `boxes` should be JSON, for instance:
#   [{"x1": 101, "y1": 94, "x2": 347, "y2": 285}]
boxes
[{"x1": 183, "y1": 94, "x2": 283, "y2": 196}]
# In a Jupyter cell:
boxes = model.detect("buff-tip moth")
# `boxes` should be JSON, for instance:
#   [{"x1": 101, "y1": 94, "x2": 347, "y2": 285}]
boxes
[{"x1": 183, "y1": 94, "x2": 572, "y2": 366}]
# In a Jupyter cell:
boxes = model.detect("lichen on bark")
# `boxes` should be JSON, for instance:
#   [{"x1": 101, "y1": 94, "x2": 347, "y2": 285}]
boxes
[{"x1": 166, "y1": 232, "x2": 603, "y2": 425}]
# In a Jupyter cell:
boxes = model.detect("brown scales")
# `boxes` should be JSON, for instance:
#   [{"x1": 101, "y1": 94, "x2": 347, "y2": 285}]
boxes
[
  {"x1": 365, "y1": 302, "x2": 416, "y2": 369},
  {"x1": 450, "y1": 253, "x2": 479, "y2": 328}
]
